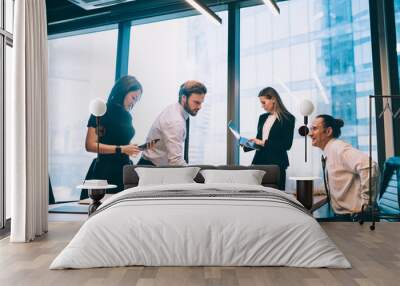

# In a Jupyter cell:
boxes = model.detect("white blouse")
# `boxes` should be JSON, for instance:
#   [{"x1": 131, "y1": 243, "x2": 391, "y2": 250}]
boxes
[{"x1": 262, "y1": 114, "x2": 276, "y2": 142}]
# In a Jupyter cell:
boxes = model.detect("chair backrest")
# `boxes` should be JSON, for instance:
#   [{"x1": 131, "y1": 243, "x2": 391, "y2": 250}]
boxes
[
  {"x1": 123, "y1": 164, "x2": 281, "y2": 190},
  {"x1": 378, "y1": 157, "x2": 400, "y2": 215}
]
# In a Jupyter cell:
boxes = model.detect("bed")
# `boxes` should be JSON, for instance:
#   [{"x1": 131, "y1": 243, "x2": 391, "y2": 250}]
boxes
[{"x1": 50, "y1": 165, "x2": 350, "y2": 269}]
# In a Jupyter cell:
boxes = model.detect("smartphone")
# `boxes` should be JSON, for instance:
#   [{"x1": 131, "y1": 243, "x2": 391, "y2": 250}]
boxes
[{"x1": 138, "y1": 139, "x2": 160, "y2": 151}]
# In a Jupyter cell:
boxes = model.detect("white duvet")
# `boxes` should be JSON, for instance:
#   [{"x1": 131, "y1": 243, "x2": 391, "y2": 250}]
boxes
[{"x1": 50, "y1": 183, "x2": 351, "y2": 269}]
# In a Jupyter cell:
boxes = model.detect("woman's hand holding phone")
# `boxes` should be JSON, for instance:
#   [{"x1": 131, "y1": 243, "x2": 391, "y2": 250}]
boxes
[
  {"x1": 121, "y1": 144, "x2": 141, "y2": 157},
  {"x1": 121, "y1": 139, "x2": 159, "y2": 158},
  {"x1": 138, "y1": 139, "x2": 160, "y2": 151}
]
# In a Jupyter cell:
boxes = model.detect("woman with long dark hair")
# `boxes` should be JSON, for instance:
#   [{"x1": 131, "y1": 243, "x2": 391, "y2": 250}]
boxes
[
  {"x1": 244, "y1": 87, "x2": 295, "y2": 190},
  {"x1": 80, "y1": 75, "x2": 143, "y2": 199}
]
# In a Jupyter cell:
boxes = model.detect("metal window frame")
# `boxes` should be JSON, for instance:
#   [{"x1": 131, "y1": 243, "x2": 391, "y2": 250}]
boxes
[
  {"x1": 227, "y1": 2, "x2": 240, "y2": 165},
  {"x1": 384, "y1": 0, "x2": 400, "y2": 157},
  {"x1": 369, "y1": 0, "x2": 400, "y2": 168},
  {"x1": 115, "y1": 21, "x2": 131, "y2": 81},
  {"x1": 0, "y1": 0, "x2": 4, "y2": 229},
  {"x1": 1, "y1": 0, "x2": 13, "y2": 230}
]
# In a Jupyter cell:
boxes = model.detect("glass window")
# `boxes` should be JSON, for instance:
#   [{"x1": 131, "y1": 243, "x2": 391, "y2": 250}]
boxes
[
  {"x1": 0, "y1": 39, "x2": 3, "y2": 228},
  {"x1": 5, "y1": 0, "x2": 13, "y2": 33},
  {"x1": 240, "y1": 0, "x2": 376, "y2": 190},
  {"x1": 5, "y1": 44, "x2": 11, "y2": 219},
  {"x1": 48, "y1": 29, "x2": 118, "y2": 201},
  {"x1": 1, "y1": 1, "x2": 3, "y2": 29},
  {"x1": 128, "y1": 12, "x2": 228, "y2": 165}
]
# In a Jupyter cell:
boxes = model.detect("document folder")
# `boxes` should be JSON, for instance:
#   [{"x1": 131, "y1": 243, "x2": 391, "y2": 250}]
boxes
[{"x1": 228, "y1": 121, "x2": 261, "y2": 150}]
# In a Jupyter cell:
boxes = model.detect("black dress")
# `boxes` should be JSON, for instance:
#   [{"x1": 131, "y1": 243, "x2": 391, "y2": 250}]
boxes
[
  {"x1": 80, "y1": 103, "x2": 135, "y2": 200},
  {"x1": 244, "y1": 113, "x2": 295, "y2": 190}
]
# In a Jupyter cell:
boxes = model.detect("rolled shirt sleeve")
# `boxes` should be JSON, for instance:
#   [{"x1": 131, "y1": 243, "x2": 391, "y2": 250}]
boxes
[{"x1": 339, "y1": 145, "x2": 378, "y2": 207}]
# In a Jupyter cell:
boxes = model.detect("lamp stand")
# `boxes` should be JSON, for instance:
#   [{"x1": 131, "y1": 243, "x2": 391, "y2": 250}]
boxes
[
  {"x1": 88, "y1": 116, "x2": 105, "y2": 216},
  {"x1": 304, "y1": 116, "x2": 308, "y2": 162},
  {"x1": 305, "y1": 134, "x2": 307, "y2": 162},
  {"x1": 298, "y1": 116, "x2": 309, "y2": 162},
  {"x1": 96, "y1": 116, "x2": 100, "y2": 163},
  {"x1": 90, "y1": 116, "x2": 102, "y2": 181}
]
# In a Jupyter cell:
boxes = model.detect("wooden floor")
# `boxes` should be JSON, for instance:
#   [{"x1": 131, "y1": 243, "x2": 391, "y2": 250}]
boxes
[{"x1": 0, "y1": 222, "x2": 399, "y2": 286}]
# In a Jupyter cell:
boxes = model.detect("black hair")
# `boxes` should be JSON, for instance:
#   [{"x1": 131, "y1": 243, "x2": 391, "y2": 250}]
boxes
[
  {"x1": 317, "y1": 114, "x2": 344, "y2": 138},
  {"x1": 107, "y1": 75, "x2": 143, "y2": 106},
  {"x1": 178, "y1": 80, "x2": 207, "y2": 103}
]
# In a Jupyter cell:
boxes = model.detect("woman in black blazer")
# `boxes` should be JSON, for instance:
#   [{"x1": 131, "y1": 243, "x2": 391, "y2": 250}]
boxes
[{"x1": 244, "y1": 87, "x2": 295, "y2": 190}]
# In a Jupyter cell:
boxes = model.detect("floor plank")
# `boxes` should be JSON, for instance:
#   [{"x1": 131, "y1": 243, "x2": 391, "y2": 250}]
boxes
[{"x1": 0, "y1": 222, "x2": 399, "y2": 286}]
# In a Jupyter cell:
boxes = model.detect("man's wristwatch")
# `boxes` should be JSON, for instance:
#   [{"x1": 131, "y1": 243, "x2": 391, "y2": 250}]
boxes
[{"x1": 115, "y1": 145, "x2": 122, "y2": 154}]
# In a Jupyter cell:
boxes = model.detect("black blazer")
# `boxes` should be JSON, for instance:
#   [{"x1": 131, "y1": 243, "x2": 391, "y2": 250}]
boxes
[{"x1": 245, "y1": 113, "x2": 295, "y2": 169}]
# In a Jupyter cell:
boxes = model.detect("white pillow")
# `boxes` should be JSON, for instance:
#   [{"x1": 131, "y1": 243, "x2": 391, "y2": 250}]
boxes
[
  {"x1": 135, "y1": 167, "x2": 201, "y2": 186},
  {"x1": 200, "y1": 169, "x2": 266, "y2": 185}
]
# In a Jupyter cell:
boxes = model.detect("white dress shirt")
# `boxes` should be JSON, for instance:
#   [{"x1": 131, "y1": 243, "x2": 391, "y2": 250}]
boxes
[
  {"x1": 262, "y1": 113, "x2": 276, "y2": 141},
  {"x1": 323, "y1": 139, "x2": 378, "y2": 214},
  {"x1": 142, "y1": 103, "x2": 189, "y2": 166}
]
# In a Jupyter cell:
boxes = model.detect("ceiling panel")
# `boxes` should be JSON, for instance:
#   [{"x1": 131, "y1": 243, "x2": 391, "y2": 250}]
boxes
[{"x1": 46, "y1": 0, "x2": 262, "y2": 35}]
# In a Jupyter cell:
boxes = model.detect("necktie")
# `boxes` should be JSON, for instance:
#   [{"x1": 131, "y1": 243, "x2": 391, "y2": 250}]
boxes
[
  {"x1": 321, "y1": 155, "x2": 331, "y2": 206},
  {"x1": 184, "y1": 118, "x2": 190, "y2": 163}
]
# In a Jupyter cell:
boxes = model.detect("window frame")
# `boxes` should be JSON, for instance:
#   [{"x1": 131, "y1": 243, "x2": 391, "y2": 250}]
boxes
[{"x1": 1, "y1": 0, "x2": 13, "y2": 230}]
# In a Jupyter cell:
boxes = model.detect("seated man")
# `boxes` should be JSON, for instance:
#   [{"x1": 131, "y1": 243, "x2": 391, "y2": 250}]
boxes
[
  {"x1": 309, "y1": 114, "x2": 379, "y2": 214},
  {"x1": 138, "y1": 80, "x2": 207, "y2": 166}
]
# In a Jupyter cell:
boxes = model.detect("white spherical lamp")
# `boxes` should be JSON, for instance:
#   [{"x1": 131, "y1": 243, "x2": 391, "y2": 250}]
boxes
[
  {"x1": 89, "y1": 98, "x2": 107, "y2": 117},
  {"x1": 299, "y1": 99, "x2": 315, "y2": 116}
]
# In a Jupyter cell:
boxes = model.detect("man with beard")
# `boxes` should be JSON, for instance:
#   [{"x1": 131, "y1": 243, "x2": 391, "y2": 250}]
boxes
[{"x1": 138, "y1": 80, "x2": 207, "y2": 166}]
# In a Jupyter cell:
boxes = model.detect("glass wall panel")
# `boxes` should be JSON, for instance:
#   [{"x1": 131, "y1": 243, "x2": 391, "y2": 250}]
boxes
[
  {"x1": 5, "y1": 44, "x2": 11, "y2": 219},
  {"x1": 5, "y1": 0, "x2": 13, "y2": 33},
  {"x1": 2, "y1": 0, "x2": 14, "y2": 227},
  {"x1": 240, "y1": 0, "x2": 376, "y2": 190},
  {"x1": 0, "y1": 38, "x2": 3, "y2": 227},
  {"x1": 1, "y1": 1, "x2": 3, "y2": 28},
  {"x1": 48, "y1": 30, "x2": 117, "y2": 201},
  {"x1": 128, "y1": 12, "x2": 228, "y2": 165}
]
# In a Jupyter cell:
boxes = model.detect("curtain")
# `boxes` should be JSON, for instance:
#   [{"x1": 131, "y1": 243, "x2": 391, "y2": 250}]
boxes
[{"x1": 9, "y1": 0, "x2": 48, "y2": 242}]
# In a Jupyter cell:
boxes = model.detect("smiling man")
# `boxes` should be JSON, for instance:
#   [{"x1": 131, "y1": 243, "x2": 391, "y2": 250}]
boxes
[
  {"x1": 309, "y1": 114, "x2": 378, "y2": 214},
  {"x1": 138, "y1": 80, "x2": 207, "y2": 166}
]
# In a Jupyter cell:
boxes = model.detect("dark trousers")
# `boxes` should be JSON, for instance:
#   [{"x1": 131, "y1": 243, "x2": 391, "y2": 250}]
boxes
[
  {"x1": 137, "y1": 157, "x2": 155, "y2": 166},
  {"x1": 80, "y1": 157, "x2": 130, "y2": 200},
  {"x1": 280, "y1": 168, "x2": 286, "y2": 191}
]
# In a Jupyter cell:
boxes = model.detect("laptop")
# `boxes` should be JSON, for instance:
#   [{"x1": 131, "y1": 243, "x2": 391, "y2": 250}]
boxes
[{"x1": 228, "y1": 120, "x2": 261, "y2": 150}]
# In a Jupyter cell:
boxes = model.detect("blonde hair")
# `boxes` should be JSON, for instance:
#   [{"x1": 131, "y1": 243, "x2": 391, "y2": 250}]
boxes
[{"x1": 258, "y1": 87, "x2": 291, "y2": 121}]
